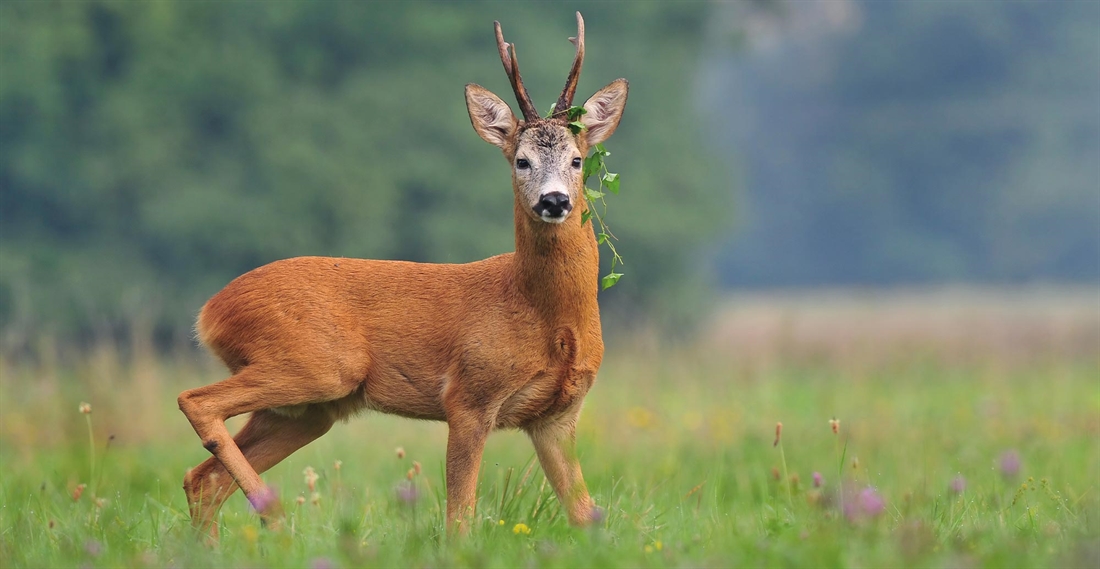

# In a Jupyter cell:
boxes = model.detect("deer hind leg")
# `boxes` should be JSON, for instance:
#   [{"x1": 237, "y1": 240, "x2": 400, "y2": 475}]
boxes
[
  {"x1": 183, "y1": 407, "x2": 335, "y2": 539},
  {"x1": 178, "y1": 366, "x2": 350, "y2": 534},
  {"x1": 527, "y1": 416, "x2": 597, "y2": 526}
]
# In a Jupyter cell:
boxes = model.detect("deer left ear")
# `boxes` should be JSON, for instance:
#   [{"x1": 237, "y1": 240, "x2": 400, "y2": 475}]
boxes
[{"x1": 581, "y1": 79, "x2": 628, "y2": 145}]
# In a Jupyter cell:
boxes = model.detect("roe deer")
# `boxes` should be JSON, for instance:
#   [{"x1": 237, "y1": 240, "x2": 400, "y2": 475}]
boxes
[{"x1": 177, "y1": 11, "x2": 628, "y2": 538}]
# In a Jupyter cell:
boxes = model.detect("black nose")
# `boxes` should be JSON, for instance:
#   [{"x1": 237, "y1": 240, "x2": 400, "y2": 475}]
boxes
[{"x1": 534, "y1": 192, "x2": 572, "y2": 219}]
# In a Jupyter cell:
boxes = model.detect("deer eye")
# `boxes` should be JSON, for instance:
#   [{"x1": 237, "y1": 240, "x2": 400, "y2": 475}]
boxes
[
  {"x1": 516, "y1": 158, "x2": 530, "y2": 169},
  {"x1": 572, "y1": 157, "x2": 582, "y2": 169}
]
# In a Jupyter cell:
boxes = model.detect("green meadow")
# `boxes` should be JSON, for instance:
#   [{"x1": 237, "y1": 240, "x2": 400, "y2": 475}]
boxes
[{"x1": 1, "y1": 293, "x2": 1098, "y2": 568}]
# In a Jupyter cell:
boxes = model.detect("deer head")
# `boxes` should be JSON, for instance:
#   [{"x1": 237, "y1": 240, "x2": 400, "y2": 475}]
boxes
[{"x1": 465, "y1": 12, "x2": 629, "y2": 225}]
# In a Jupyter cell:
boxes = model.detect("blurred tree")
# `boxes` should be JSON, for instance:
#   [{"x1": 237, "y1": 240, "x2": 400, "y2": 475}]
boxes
[
  {"x1": 0, "y1": 1, "x2": 732, "y2": 349},
  {"x1": 708, "y1": 0, "x2": 1099, "y2": 286}
]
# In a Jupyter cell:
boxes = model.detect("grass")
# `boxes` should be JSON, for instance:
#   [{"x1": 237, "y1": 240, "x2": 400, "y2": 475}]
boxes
[{"x1": 1, "y1": 296, "x2": 1098, "y2": 568}]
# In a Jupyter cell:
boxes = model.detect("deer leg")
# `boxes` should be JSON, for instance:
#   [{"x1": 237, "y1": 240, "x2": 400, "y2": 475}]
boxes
[
  {"x1": 444, "y1": 411, "x2": 491, "y2": 534},
  {"x1": 527, "y1": 418, "x2": 596, "y2": 526},
  {"x1": 178, "y1": 366, "x2": 351, "y2": 531},
  {"x1": 184, "y1": 407, "x2": 335, "y2": 539}
]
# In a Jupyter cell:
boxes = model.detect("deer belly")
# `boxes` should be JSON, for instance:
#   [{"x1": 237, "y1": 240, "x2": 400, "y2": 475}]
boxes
[{"x1": 362, "y1": 367, "x2": 447, "y2": 421}]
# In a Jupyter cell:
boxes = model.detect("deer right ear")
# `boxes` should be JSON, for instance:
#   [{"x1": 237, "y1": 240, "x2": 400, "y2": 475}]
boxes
[{"x1": 466, "y1": 84, "x2": 518, "y2": 149}]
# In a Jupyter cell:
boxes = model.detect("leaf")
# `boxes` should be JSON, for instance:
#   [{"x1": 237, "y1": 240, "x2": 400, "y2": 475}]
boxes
[
  {"x1": 583, "y1": 155, "x2": 602, "y2": 180},
  {"x1": 594, "y1": 143, "x2": 610, "y2": 157},
  {"x1": 601, "y1": 272, "x2": 623, "y2": 290},
  {"x1": 597, "y1": 232, "x2": 609, "y2": 244},
  {"x1": 566, "y1": 106, "x2": 588, "y2": 120},
  {"x1": 602, "y1": 172, "x2": 620, "y2": 194},
  {"x1": 568, "y1": 121, "x2": 586, "y2": 134},
  {"x1": 585, "y1": 187, "x2": 605, "y2": 201},
  {"x1": 581, "y1": 210, "x2": 592, "y2": 226}
]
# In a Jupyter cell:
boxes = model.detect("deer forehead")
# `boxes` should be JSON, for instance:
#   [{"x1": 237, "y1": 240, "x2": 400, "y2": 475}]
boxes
[{"x1": 515, "y1": 123, "x2": 580, "y2": 163}]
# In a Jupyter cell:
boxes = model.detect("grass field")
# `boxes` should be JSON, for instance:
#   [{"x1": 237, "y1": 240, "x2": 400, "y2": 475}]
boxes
[{"x1": 1, "y1": 290, "x2": 1098, "y2": 568}]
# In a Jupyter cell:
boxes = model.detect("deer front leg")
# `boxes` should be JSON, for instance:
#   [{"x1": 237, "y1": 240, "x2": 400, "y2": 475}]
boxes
[
  {"x1": 527, "y1": 417, "x2": 597, "y2": 526},
  {"x1": 444, "y1": 410, "x2": 490, "y2": 534}
]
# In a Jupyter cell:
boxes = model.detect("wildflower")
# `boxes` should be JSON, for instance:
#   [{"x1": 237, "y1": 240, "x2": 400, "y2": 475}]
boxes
[
  {"x1": 248, "y1": 486, "x2": 278, "y2": 514},
  {"x1": 498, "y1": 519, "x2": 505, "y2": 526},
  {"x1": 395, "y1": 447, "x2": 406, "y2": 459},
  {"x1": 406, "y1": 469, "x2": 415, "y2": 480},
  {"x1": 590, "y1": 505, "x2": 606, "y2": 523},
  {"x1": 773, "y1": 422, "x2": 782, "y2": 447},
  {"x1": 644, "y1": 545, "x2": 654, "y2": 554},
  {"x1": 72, "y1": 483, "x2": 86, "y2": 502},
  {"x1": 627, "y1": 407, "x2": 653, "y2": 429},
  {"x1": 395, "y1": 482, "x2": 419, "y2": 505},
  {"x1": 857, "y1": 487, "x2": 885, "y2": 517},
  {"x1": 296, "y1": 495, "x2": 306, "y2": 506},
  {"x1": 304, "y1": 466, "x2": 319, "y2": 491},
  {"x1": 949, "y1": 475, "x2": 966, "y2": 494},
  {"x1": 513, "y1": 523, "x2": 531, "y2": 535},
  {"x1": 310, "y1": 559, "x2": 335, "y2": 569},
  {"x1": 654, "y1": 540, "x2": 663, "y2": 551},
  {"x1": 813, "y1": 472, "x2": 824, "y2": 488},
  {"x1": 84, "y1": 539, "x2": 102, "y2": 557},
  {"x1": 78, "y1": 402, "x2": 92, "y2": 414},
  {"x1": 829, "y1": 418, "x2": 839, "y2": 435},
  {"x1": 1000, "y1": 450, "x2": 1021, "y2": 480},
  {"x1": 333, "y1": 460, "x2": 342, "y2": 472},
  {"x1": 413, "y1": 461, "x2": 422, "y2": 475}
]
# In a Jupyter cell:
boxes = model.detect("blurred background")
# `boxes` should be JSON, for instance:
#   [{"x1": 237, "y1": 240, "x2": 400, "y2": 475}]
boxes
[{"x1": 1, "y1": 0, "x2": 1097, "y2": 356}]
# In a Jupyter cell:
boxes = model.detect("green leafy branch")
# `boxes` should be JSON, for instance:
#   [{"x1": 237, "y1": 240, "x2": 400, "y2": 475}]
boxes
[{"x1": 560, "y1": 105, "x2": 625, "y2": 291}]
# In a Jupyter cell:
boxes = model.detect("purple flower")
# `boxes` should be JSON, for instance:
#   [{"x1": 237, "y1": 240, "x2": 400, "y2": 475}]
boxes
[
  {"x1": 395, "y1": 482, "x2": 419, "y2": 505},
  {"x1": 310, "y1": 558, "x2": 336, "y2": 569},
  {"x1": 949, "y1": 475, "x2": 966, "y2": 494},
  {"x1": 845, "y1": 487, "x2": 885, "y2": 521},
  {"x1": 590, "y1": 505, "x2": 606, "y2": 524},
  {"x1": 1000, "y1": 450, "x2": 1021, "y2": 480},
  {"x1": 248, "y1": 486, "x2": 279, "y2": 514},
  {"x1": 84, "y1": 539, "x2": 103, "y2": 557},
  {"x1": 812, "y1": 472, "x2": 824, "y2": 488}
]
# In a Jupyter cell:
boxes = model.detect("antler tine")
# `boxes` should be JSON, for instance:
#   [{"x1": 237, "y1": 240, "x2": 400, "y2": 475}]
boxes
[
  {"x1": 552, "y1": 11, "x2": 585, "y2": 118},
  {"x1": 494, "y1": 20, "x2": 540, "y2": 122}
]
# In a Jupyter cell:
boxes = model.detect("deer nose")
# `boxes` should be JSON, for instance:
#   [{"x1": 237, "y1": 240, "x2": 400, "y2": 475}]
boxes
[{"x1": 534, "y1": 192, "x2": 572, "y2": 219}]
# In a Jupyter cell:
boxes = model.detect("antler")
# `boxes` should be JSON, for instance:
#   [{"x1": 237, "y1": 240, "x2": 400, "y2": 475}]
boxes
[
  {"x1": 551, "y1": 12, "x2": 585, "y2": 118},
  {"x1": 494, "y1": 21, "x2": 540, "y2": 122}
]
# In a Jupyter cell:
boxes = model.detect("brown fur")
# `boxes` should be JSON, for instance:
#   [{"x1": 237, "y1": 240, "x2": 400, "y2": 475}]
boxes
[{"x1": 177, "y1": 17, "x2": 627, "y2": 540}]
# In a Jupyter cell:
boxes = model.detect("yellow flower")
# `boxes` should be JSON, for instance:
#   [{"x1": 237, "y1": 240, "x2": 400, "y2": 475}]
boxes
[
  {"x1": 498, "y1": 519, "x2": 505, "y2": 526},
  {"x1": 512, "y1": 523, "x2": 531, "y2": 535},
  {"x1": 655, "y1": 540, "x2": 663, "y2": 551},
  {"x1": 644, "y1": 545, "x2": 654, "y2": 554}
]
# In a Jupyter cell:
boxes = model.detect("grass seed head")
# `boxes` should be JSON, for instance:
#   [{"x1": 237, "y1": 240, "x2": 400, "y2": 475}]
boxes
[
  {"x1": 72, "y1": 483, "x2": 86, "y2": 501},
  {"x1": 773, "y1": 422, "x2": 783, "y2": 447},
  {"x1": 830, "y1": 418, "x2": 840, "y2": 435},
  {"x1": 78, "y1": 402, "x2": 92, "y2": 414},
  {"x1": 303, "y1": 466, "x2": 319, "y2": 491},
  {"x1": 395, "y1": 447, "x2": 405, "y2": 459}
]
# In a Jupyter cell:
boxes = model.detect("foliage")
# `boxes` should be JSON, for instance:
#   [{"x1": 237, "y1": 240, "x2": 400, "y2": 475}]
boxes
[
  {"x1": 1, "y1": 341, "x2": 1097, "y2": 567},
  {"x1": 0, "y1": 1, "x2": 732, "y2": 346},
  {"x1": 711, "y1": 0, "x2": 1100, "y2": 286}
]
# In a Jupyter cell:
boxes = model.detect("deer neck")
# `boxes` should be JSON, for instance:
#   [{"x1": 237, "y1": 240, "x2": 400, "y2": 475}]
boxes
[{"x1": 512, "y1": 199, "x2": 600, "y2": 329}]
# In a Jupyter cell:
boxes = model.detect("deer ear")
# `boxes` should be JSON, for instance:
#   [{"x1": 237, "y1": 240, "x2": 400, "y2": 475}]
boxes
[
  {"x1": 581, "y1": 79, "x2": 628, "y2": 146},
  {"x1": 466, "y1": 84, "x2": 518, "y2": 148}
]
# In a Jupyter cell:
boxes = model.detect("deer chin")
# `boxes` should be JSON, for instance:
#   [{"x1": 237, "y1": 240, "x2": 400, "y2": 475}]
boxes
[{"x1": 539, "y1": 213, "x2": 569, "y2": 224}]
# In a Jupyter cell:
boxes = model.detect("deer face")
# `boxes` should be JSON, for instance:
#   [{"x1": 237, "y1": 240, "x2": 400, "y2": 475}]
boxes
[
  {"x1": 465, "y1": 80, "x2": 628, "y2": 224},
  {"x1": 513, "y1": 122, "x2": 582, "y2": 223}
]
